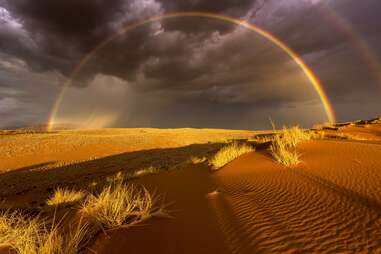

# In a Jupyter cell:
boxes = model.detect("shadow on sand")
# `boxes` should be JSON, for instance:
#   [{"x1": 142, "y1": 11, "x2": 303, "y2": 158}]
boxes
[{"x1": 0, "y1": 142, "x2": 228, "y2": 204}]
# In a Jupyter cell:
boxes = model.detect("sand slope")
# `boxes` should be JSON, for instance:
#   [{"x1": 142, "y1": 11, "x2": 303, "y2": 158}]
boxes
[
  {"x1": 91, "y1": 135, "x2": 381, "y2": 253},
  {"x1": 1, "y1": 124, "x2": 381, "y2": 253}
]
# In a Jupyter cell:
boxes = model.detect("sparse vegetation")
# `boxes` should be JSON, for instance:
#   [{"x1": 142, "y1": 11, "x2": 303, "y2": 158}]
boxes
[
  {"x1": 1, "y1": 173, "x2": 164, "y2": 253},
  {"x1": 0, "y1": 211, "x2": 92, "y2": 254},
  {"x1": 249, "y1": 135, "x2": 274, "y2": 144},
  {"x1": 46, "y1": 188, "x2": 87, "y2": 207},
  {"x1": 209, "y1": 142, "x2": 254, "y2": 170},
  {"x1": 106, "y1": 171, "x2": 127, "y2": 183},
  {"x1": 310, "y1": 130, "x2": 370, "y2": 141},
  {"x1": 280, "y1": 126, "x2": 312, "y2": 146},
  {"x1": 133, "y1": 166, "x2": 160, "y2": 177},
  {"x1": 189, "y1": 156, "x2": 207, "y2": 164},
  {"x1": 313, "y1": 122, "x2": 338, "y2": 130},
  {"x1": 270, "y1": 134, "x2": 301, "y2": 167},
  {"x1": 335, "y1": 133, "x2": 369, "y2": 140},
  {"x1": 80, "y1": 181, "x2": 156, "y2": 229},
  {"x1": 270, "y1": 126, "x2": 311, "y2": 167}
]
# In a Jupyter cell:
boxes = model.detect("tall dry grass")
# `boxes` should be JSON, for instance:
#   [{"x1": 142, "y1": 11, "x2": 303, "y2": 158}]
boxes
[
  {"x1": 80, "y1": 181, "x2": 155, "y2": 229},
  {"x1": 270, "y1": 134, "x2": 301, "y2": 167},
  {"x1": 46, "y1": 188, "x2": 87, "y2": 207},
  {"x1": 209, "y1": 142, "x2": 254, "y2": 170},
  {"x1": 0, "y1": 211, "x2": 92, "y2": 254},
  {"x1": 1, "y1": 172, "x2": 163, "y2": 253},
  {"x1": 270, "y1": 126, "x2": 311, "y2": 167}
]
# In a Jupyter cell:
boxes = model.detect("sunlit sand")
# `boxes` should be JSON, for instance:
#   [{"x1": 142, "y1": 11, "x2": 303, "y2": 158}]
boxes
[{"x1": 1, "y1": 118, "x2": 381, "y2": 253}]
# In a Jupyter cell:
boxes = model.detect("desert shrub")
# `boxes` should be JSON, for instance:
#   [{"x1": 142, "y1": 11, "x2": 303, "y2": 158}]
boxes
[{"x1": 209, "y1": 142, "x2": 254, "y2": 170}]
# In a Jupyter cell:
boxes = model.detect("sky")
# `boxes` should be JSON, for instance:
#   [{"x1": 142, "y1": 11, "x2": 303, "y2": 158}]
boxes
[{"x1": 0, "y1": 0, "x2": 380, "y2": 130}]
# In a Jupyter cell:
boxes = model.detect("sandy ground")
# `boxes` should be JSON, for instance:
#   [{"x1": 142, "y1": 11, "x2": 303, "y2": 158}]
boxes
[
  {"x1": 1, "y1": 122, "x2": 381, "y2": 253},
  {"x1": 0, "y1": 128, "x2": 255, "y2": 171},
  {"x1": 90, "y1": 123, "x2": 381, "y2": 254},
  {"x1": 0, "y1": 128, "x2": 255, "y2": 207}
]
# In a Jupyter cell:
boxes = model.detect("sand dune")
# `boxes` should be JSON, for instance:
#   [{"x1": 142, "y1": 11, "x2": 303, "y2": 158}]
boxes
[
  {"x1": 1, "y1": 122, "x2": 381, "y2": 253},
  {"x1": 90, "y1": 124, "x2": 381, "y2": 253}
]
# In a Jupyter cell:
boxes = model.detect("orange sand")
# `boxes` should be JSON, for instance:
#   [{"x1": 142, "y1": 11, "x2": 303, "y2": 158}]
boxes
[
  {"x1": 90, "y1": 124, "x2": 381, "y2": 253},
  {"x1": 1, "y1": 123, "x2": 381, "y2": 253}
]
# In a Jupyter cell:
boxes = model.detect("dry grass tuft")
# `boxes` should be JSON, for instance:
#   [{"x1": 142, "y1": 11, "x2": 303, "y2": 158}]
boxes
[
  {"x1": 106, "y1": 171, "x2": 127, "y2": 183},
  {"x1": 189, "y1": 156, "x2": 207, "y2": 164},
  {"x1": 270, "y1": 134, "x2": 301, "y2": 167},
  {"x1": 0, "y1": 211, "x2": 91, "y2": 254},
  {"x1": 270, "y1": 126, "x2": 311, "y2": 167},
  {"x1": 105, "y1": 167, "x2": 160, "y2": 185},
  {"x1": 80, "y1": 181, "x2": 156, "y2": 229},
  {"x1": 46, "y1": 188, "x2": 87, "y2": 207},
  {"x1": 280, "y1": 126, "x2": 312, "y2": 147},
  {"x1": 133, "y1": 166, "x2": 160, "y2": 178},
  {"x1": 310, "y1": 131, "x2": 370, "y2": 141},
  {"x1": 209, "y1": 142, "x2": 254, "y2": 170},
  {"x1": 313, "y1": 122, "x2": 338, "y2": 130},
  {"x1": 249, "y1": 135, "x2": 274, "y2": 144}
]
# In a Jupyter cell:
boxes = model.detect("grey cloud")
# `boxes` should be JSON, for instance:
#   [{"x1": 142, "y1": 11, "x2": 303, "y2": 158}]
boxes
[{"x1": 0, "y1": 0, "x2": 380, "y2": 128}]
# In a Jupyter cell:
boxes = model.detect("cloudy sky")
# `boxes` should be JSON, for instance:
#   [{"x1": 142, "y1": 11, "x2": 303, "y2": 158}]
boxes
[{"x1": 0, "y1": 0, "x2": 380, "y2": 130}]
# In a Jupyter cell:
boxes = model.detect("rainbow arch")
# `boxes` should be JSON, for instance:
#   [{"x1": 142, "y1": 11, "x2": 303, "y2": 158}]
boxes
[{"x1": 47, "y1": 12, "x2": 336, "y2": 130}]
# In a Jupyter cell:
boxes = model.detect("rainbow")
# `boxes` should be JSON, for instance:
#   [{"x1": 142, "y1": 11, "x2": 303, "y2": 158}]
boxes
[
  {"x1": 318, "y1": 4, "x2": 381, "y2": 88},
  {"x1": 47, "y1": 12, "x2": 336, "y2": 130}
]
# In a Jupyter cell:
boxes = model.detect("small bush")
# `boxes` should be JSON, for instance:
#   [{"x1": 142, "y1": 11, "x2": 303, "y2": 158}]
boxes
[{"x1": 209, "y1": 142, "x2": 254, "y2": 170}]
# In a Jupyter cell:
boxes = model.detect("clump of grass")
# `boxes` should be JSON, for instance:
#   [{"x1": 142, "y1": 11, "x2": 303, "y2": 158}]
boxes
[
  {"x1": 270, "y1": 126, "x2": 311, "y2": 167},
  {"x1": 80, "y1": 182, "x2": 156, "y2": 229},
  {"x1": 209, "y1": 142, "x2": 254, "y2": 170},
  {"x1": 336, "y1": 133, "x2": 369, "y2": 141},
  {"x1": 281, "y1": 126, "x2": 312, "y2": 147},
  {"x1": 270, "y1": 134, "x2": 301, "y2": 167},
  {"x1": 0, "y1": 211, "x2": 91, "y2": 254},
  {"x1": 46, "y1": 188, "x2": 87, "y2": 207},
  {"x1": 1, "y1": 174, "x2": 166, "y2": 253},
  {"x1": 249, "y1": 135, "x2": 274, "y2": 144},
  {"x1": 189, "y1": 156, "x2": 207, "y2": 164},
  {"x1": 133, "y1": 166, "x2": 160, "y2": 177},
  {"x1": 313, "y1": 122, "x2": 338, "y2": 130},
  {"x1": 106, "y1": 171, "x2": 127, "y2": 183},
  {"x1": 105, "y1": 167, "x2": 160, "y2": 184},
  {"x1": 311, "y1": 131, "x2": 370, "y2": 141}
]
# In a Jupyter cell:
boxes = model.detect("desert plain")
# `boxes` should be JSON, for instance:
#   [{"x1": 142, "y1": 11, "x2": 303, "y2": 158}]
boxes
[{"x1": 1, "y1": 118, "x2": 381, "y2": 253}]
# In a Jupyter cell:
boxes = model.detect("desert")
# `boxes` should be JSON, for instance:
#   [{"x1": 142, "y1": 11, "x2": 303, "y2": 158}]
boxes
[
  {"x1": 1, "y1": 119, "x2": 381, "y2": 253},
  {"x1": 1, "y1": 1, "x2": 381, "y2": 253}
]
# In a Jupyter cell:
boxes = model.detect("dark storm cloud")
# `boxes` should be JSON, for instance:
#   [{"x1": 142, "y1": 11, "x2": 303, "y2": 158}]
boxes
[
  {"x1": 251, "y1": 0, "x2": 381, "y2": 106},
  {"x1": 0, "y1": 0, "x2": 260, "y2": 77},
  {"x1": 0, "y1": 0, "x2": 380, "y2": 128}
]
